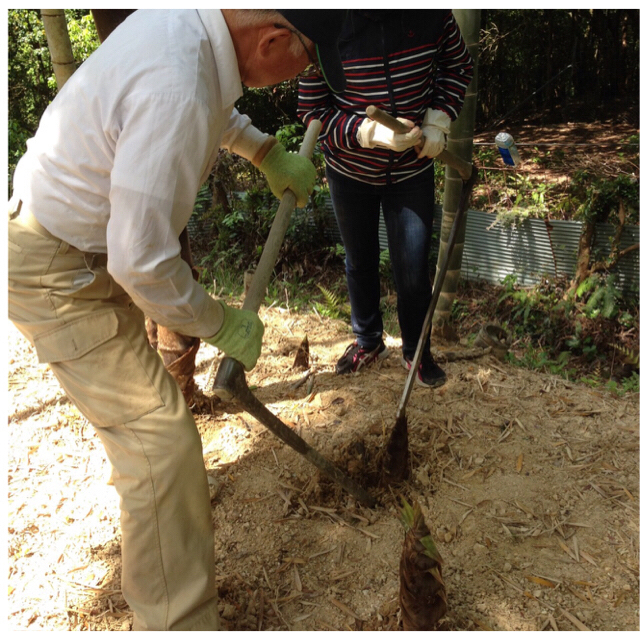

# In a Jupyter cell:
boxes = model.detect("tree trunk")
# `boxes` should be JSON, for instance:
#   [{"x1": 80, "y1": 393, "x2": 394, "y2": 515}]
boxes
[
  {"x1": 432, "y1": 9, "x2": 481, "y2": 341},
  {"x1": 40, "y1": 9, "x2": 76, "y2": 90},
  {"x1": 573, "y1": 223, "x2": 596, "y2": 288},
  {"x1": 91, "y1": 9, "x2": 202, "y2": 406},
  {"x1": 90, "y1": 9, "x2": 135, "y2": 41}
]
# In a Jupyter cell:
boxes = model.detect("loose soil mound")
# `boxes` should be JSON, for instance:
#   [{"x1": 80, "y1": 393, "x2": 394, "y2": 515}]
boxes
[{"x1": 7, "y1": 302, "x2": 639, "y2": 631}]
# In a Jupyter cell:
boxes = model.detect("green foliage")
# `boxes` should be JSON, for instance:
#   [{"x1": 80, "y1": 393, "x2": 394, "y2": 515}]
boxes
[
  {"x1": 314, "y1": 284, "x2": 349, "y2": 321},
  {"x1": 564, "y1": 323, "x2": 598, "y2": 361},
  {"x1": 604, "y1": 371, "x2": 639, "y2": 396},
  {"x1": 275, "y1": 122, "x2": 306, "y2": 152},
  {"x1": 433, "y1": 161, "x2": 446, "y2": 204},
  {"x1": 576, "y1": 367, "x2": 639, "y2": 395},
  {"x1": 496, "y1": 272, "x2": 638, "y2": 391},
  {"x1": 316, "y1": 284, "x2": 340, "y2": 311},
  {"x1": 235, "y1": 79, "x2": 300, "y2": 135},
  {"x1": 65, "y1": 11, "x2": 99, "y2": 62},
  {"x1": 508, "y1": 345, "x2": 578, "y2": 379},
  {"x1": 379, "y1": 248, "x2": 393, "y2": 281},
  {"x1": 192, "y1": 183, "x2": 336, "y2": 296},
  {"x1": 331, "y1": 244, "x2": 346, "y2": 261},
  {"x1": 375, "y1": 249, "x2": 401, "y2": 337},
  {"x1": 570, "y1": 171, "x2": 639, "y2": 225},
  {"x1": 476, "y1": 165, "x2": 638, "y2": 225},
  {"x1": 577, "y1": 274, "x2": 623, "y2": 319},
  {"x1": 490, "y1": 172, "x2": 554, "y2": 225},
  {"x1": 497, "y1": 274, "x2": 550, "y2": 334},
  {"x1": 197, "y1": 187, "x2": 277, "y2": 278}
]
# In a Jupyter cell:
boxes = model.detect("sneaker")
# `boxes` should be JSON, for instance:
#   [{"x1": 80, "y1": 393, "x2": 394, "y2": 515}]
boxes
[
  {"x1": 403, "y1": 353, "x2": 447, "y2": 388},
  {"x1": 336, "y1": 340, "x2": 389, "y2": 374}
]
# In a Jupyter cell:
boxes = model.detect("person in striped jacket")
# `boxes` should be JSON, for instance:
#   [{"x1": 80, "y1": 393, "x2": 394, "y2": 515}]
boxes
[{"x1": 298, "y1": 9, "x2": 473, "y2": 387}]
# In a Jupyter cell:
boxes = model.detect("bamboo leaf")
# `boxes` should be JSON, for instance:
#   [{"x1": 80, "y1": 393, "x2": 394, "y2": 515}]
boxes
[
  {"x1": 399, "y1": 496, "x2": 415, "y2": 532},
  {"x1": 420, "y1": 535, "x2": 444, "y2": 564}
]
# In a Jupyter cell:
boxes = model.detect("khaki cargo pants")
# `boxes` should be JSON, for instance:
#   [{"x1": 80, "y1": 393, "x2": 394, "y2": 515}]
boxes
[{"x1": 8, "y1": 202, "x2": 220, "y2": 631}]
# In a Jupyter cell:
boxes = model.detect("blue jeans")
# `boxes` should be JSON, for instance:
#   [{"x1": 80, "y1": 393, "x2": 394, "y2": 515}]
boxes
[{"x1": 326, "y1": 166, "x2": 435, "y2": 361}]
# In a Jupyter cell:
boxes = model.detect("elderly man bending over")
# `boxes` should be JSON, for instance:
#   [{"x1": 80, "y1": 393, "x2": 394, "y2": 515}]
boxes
[{"x1": 8, "y1": 9, "x2": 347, "y2": 631}]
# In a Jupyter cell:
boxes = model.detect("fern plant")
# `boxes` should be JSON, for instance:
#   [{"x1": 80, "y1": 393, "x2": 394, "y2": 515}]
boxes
[
  {"x1": 314, "y1": 284, "x2": 350, "y2": 320},
  {"x1": 611, "y1": 343, "x2": 640, "y2": 367},
  {"x1": 581, "y1": 274, "x2": 623, "y2": 319}
]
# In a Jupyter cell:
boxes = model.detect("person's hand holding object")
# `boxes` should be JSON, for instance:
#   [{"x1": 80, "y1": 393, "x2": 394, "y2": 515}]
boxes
[
  {"x1": 259, "y1": 142, "x2": 316, "y2": 208},
  {"x1": 418, "y1": 108, "x2": 451, "y2": 158},
  {"x1": 357, "y1": 117, "x2": 422, "y2": 152},
  {"x1": 204, "y1": 301, "x2": 264, "y2": 371}
]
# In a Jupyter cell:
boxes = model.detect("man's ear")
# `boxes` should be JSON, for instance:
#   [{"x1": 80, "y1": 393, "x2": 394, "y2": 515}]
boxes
[{"x1": 256, "y1": 24, "x2": 293, "y2": 59}]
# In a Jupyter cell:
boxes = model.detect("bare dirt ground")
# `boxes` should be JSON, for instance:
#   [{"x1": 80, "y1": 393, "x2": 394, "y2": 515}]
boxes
[{"x1": 7, "y1": 301, "x2": 639, "y2": 631}]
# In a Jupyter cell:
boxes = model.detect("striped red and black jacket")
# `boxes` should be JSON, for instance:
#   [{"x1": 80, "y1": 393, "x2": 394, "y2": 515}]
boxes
[{"x1": 297, "y1": 9, "x2": 473, "y2": 185}]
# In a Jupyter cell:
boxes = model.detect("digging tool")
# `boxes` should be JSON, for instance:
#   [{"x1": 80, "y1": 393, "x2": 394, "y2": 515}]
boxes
[
  {"x1": 367, "y1": 107, "x2": 478, "y2": 484},
  {"x1": 210, "y1": 119, "x2": 377, "y2": 508}
]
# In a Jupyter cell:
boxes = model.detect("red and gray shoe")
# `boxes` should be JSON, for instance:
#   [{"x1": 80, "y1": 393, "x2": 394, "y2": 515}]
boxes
[
  {"x1": 336, "y1": 340, "x2": 389, "y2": 374},
  {"x1": 403, "y1": 353, "x2": 447, "y2": 388}
]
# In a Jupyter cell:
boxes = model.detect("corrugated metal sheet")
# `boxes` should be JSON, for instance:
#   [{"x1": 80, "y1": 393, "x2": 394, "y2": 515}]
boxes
[
  {"x1": 320, "y1": 195, "x2": 639, "y2": 292},
  {"x1": 454, "y1": 208, "x2": 639, "y2": 292}
]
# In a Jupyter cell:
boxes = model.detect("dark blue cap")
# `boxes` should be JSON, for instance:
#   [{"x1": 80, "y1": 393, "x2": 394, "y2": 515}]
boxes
[{"x1": 279, "y1": 10, "x2": 348, "y2": 92}]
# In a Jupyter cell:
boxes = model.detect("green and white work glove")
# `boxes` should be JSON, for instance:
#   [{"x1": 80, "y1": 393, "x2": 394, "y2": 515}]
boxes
[
  {"x1": 357, "y1": 117, "x2": 422, "y2": 152},
  {"x1": 260, "y1": 142, "x2": 316, "y2": 208},
  {"x1": 204, "y1": 301, "x2": 264, "y2": 371},
  {"x1": 418, "y1": 108, "x2": 451, "y2": 158}
]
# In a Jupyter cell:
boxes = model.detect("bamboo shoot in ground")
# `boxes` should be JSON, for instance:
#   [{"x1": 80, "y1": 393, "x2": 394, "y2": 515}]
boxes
[{"x1": 399, "y1": 499, "x2": 447, "y2": 630}]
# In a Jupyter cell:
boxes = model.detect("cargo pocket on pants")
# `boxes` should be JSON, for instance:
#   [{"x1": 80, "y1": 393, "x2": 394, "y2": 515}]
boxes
[{"x1": 33, "y1": 308, "x2": 165, "y2": 427}]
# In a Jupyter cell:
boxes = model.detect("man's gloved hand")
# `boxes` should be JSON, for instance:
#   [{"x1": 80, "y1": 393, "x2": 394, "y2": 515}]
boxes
[
  {"x1": 418, "y1": 108, "x2": 451, "y2": 158},
  {"x1": 260, "y1": 142, "x2": 316, "y2": 208},
  {"x1": 357, "y1": 117, "x2": 422, "y2": 152},
  {"x1": 203, "y1": 301, "x2": 264, "y2": 371}
]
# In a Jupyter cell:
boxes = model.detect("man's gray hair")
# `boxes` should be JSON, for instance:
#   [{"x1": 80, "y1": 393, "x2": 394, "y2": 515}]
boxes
[{"x1": 225, "y1": 9, "x2": 308, "y2": 58}]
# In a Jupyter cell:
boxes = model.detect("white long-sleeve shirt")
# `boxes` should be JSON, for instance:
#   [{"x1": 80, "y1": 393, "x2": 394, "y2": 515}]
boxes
[{"x1": 11, "y1": 9, "x2": 268, "y2": 338}]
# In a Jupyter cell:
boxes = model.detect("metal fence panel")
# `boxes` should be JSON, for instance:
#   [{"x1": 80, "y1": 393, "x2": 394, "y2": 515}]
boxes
[
  {"x1": 455, "y1": 208, "x2": 638, "y2": 292},
  {"x1": 321, "y1": 195, "x2": 638, "y2": 293}
]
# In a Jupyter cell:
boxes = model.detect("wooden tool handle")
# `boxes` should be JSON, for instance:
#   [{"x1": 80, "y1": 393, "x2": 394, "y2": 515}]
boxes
[
  {"x1": 365, "y1": 105, "x2": 409, "y2": 134},
  {"x1": 365, "y1": 105, "x2": 473, "y2": 181},
  {"x1": 242, "y1": 119, "x2": 322, "y2": 312}
]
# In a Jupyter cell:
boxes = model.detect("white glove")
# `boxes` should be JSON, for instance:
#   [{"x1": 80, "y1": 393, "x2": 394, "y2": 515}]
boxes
[
  {"x1": 357, "y1": 117, "x2": 422, "y2": 152},
  {"x1": 418, "y1": 108, "x2": 451, "y2": 158}
]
